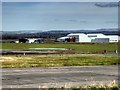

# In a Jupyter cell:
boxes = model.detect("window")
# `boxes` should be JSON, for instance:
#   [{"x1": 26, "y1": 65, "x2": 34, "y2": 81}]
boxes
[{"x1": 88, "y1": 35, "x2": 97, "y2": 37}]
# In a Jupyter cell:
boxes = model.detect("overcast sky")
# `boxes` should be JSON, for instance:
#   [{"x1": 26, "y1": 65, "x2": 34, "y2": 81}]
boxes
[{"x1": 2, "y1": 2, "x2": 118, "y2": 31}]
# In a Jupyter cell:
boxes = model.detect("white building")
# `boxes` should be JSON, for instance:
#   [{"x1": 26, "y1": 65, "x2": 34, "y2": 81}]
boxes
[
  {"x1": 18, "y1": 38, "x2": 44, "y2": 43},
  {"x1": 67, "y1": 33, "x2": 91, "y2": 42},
  {"x1": 106, "y1": 35, "x2": 119, "y2": 42},
  {"x1": 27, "y1": 38, "x2": 44, "y2": 43},
  {"x1": 57, "y1": 36, "x2": 69, "y2": 42},
  {"x1": 57, "y1": 33, "x2": 119, "y2": 43},
  {"x1": 15, "y1": 40, "x2": 19, "y2": 43}
]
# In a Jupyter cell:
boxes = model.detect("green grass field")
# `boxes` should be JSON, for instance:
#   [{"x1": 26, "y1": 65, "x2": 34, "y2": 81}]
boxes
[
  {"x1": 1, "y1": 43, "x2": 118, "y2": 54},
  {"x1": 1, "y1": 43, "x2": 119, "y2": 68},
  {"x1": 1, "y1": 55, "x2": 119, "y2": 68}
]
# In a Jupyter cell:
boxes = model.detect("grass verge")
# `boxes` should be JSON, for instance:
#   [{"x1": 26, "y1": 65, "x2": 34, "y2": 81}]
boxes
[
  {"x1": 1, "y1": 43, "x2": 118, "y2": 54},
  {"x1": 1, "y1": 55, "x2": 119, "y2": 68}
]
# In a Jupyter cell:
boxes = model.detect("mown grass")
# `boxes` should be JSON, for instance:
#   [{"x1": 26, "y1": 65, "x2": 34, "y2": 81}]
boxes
[
  {"x1": 1, "y1": 43, "x2": 118, "y2": 54},
  {"x1": 1, "y1": 55, "x2": 119, "y2": 68}
]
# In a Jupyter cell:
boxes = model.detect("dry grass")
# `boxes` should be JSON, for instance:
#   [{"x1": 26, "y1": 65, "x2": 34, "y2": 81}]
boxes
[{"x1": 1, "y1": 55, "x2": 119, "y2": 68}]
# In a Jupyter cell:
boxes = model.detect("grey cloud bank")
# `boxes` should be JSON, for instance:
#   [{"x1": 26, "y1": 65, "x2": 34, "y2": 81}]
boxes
[{"x1": 2, "y1": 2, "x2": 118, "y2": 31}]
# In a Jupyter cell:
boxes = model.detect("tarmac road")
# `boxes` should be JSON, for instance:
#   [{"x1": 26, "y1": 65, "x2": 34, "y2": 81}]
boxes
[
  {"x1": 1, "y1": 49, "x2": 119, "y2": 56},
  {"x1": 2, "y1": 65, "x2": 118, "y2": 88}
]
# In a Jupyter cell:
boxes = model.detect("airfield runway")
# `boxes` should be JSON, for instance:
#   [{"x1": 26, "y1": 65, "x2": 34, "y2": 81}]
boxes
[{"x1": 2, "y1": 65, "x2": 118, "y2": 88}]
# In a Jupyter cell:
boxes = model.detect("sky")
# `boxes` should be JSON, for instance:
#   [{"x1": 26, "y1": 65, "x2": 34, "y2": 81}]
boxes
[{"x1": 2, "y1": 2, "x2": 118, "y2": 31}]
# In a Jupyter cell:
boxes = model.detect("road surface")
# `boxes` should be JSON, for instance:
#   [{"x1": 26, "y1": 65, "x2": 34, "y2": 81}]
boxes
[{"x1": 2, "y1": 65, "x2": 118, "y2": 88}]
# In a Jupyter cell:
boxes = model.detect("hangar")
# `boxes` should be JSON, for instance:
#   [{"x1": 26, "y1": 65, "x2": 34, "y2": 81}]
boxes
[{"x1": 57, "y1": 33, "x2": 119, "y2": 43}]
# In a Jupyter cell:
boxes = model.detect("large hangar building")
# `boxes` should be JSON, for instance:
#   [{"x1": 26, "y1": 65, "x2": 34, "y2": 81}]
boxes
[{"x1": 57, "y1": 33, "x2": 119, "y2": 43}]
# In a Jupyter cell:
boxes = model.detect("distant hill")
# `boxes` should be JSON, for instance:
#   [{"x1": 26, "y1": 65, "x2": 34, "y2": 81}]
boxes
[
  {"x1": 94, "y1": 2, "x2": 119, "y2": 7},
  {"x1": 1, "y1": 28, "x2": 119, "y2": 39}
]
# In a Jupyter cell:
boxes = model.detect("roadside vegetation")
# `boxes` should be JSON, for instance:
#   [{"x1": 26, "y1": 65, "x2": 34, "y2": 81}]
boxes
[
  {"x1": 1, "y1": 55, "x2": 119, "y2": 68},
  {"x1": 41, "y1": 86, "x2": 120, "y2": 90},
  {"x1": 2, "y1": 85, "x2": 120, "y2": 90},
  {"x1": 1, "y1": 43, "x2": 118, "y2": 54}
]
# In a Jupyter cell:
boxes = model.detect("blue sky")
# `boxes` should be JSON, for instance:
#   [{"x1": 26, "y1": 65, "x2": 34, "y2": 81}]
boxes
[{"x1": 2, "y1": 2, "x2": 118, "y2": 31}]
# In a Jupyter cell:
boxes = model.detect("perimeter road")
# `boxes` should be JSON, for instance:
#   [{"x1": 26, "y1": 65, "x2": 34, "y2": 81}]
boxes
[{"x1": 2, "y1": 65, "x2": 118, "y2": 88}]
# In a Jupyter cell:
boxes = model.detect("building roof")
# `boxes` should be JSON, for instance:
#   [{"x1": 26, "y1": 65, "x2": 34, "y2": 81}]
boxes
[
  {"x1": 67, "y1": 33, "x2": 86, "y2": 36},
  {"x1": 58, "y1": 36, "x2": 69, "y2": 39}
]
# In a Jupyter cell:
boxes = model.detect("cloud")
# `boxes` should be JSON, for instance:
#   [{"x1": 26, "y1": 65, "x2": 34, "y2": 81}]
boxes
[
  {"x1": 68, "y1": 19, "x2": 87, "y2": 23},
  {"x1": 94, "y1": 2, "x2": 119, "y2": 7},
  {"x1": 105, "y1": 21, "x2": 117, "y2": 24},
  {"x1": 54, "y1": 19, "x2": 60, "y2": 21},
  {"x1": 79, "y1": 21, "x2": 87, "y2": 23},
  {"x1": 68, "y1": 19, "x2": 78, "y2": 22}
]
